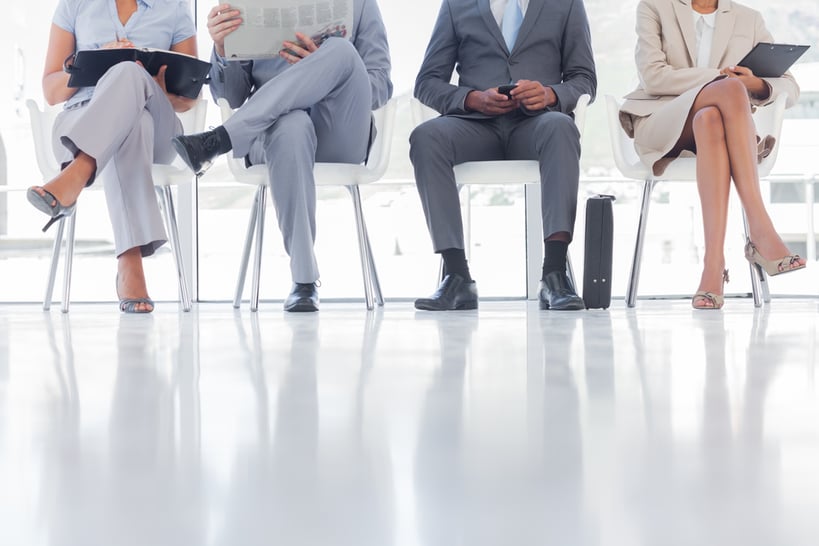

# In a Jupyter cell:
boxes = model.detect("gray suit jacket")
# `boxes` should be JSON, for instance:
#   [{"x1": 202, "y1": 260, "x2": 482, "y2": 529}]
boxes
[
  {"x1": 415, "y1": 0, "x2": 597, "y2": 118},
  {"x1": 209, "y1": 0, "x2": 392, "y2": 111}
]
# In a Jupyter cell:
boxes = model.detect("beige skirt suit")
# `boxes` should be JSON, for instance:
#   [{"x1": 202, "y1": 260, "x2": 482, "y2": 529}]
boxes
[{"x1": 619, "y1": 0, "x2": 800, "y2": 176}]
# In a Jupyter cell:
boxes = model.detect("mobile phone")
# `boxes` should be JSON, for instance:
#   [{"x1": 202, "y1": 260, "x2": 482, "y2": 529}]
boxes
[{"x1": 498, "y1": 84, "x2": 518, "y2": 97}]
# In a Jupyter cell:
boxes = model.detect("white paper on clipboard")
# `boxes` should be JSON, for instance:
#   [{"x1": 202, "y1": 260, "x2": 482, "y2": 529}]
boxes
[{"x1": 224, "y1": 0, "x2": 354, "y2": 60}]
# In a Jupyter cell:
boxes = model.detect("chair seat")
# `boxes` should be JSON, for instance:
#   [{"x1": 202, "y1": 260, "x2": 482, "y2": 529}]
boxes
[
  {"x1": 228, "y1": 162, "x2": 384, "y2": 187},
  {"x1": 453, "y1": 160, "x2": 540, "y2": 185}
]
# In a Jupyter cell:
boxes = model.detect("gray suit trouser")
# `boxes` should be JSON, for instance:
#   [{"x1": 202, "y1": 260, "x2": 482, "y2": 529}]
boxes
[
  {"x1": 409, "y1": 111, "x2": 581, "y2": 252},
  {"x1": 52, "y1": 62, "x2": 182, "y2": 258},
  {"x1": 223, "y1": 39, "x2": 373, "y2": 284}
]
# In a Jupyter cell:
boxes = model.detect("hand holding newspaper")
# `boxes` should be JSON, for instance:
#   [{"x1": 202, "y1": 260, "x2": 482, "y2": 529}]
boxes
[{"x1": 224, "y1": 0, "x2": 354, "y2": 60}]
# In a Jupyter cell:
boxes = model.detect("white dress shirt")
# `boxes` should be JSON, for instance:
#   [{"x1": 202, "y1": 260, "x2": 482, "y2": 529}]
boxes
[
  {"x1": 491, "y1": 0, "x2": 529, "y2": 26},
  {"x1": 692, "y1": 9, "x2": 717, "y2": 68}
]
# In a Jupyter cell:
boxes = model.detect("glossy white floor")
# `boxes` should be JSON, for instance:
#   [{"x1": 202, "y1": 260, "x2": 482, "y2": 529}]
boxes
[{"x1": 1, "y1": 299, "x2": 819, "y2": 546}]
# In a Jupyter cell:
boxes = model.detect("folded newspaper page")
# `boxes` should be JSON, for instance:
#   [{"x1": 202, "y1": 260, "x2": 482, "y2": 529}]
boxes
[{"x1": 224, "y1": 0, "x2": 353, "y2": 59}]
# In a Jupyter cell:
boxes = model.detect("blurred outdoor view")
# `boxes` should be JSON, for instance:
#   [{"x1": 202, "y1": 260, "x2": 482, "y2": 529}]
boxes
[{"x1": 1, "y1": 0, "x2": 818, "y2": 304}]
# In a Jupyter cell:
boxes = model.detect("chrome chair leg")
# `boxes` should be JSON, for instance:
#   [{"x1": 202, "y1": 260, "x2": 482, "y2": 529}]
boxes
[
  {"x1": 250, "y1": 185, "x2": 267, "y2": 312},
  {"x1": 742, "y1": 210, "x2": 769, "y2": 307},
  {"x1": 348, "y1": 185, "x2": 375, "y2": 310},
  {"x1": 234, "y1": 185, "x2": 263, "y2": 309},
  {"x1": 363, "y1": 221, "x2": 384, "y2": 306},
  {"x1": 626, "y1": 179, "x2": 655, "y2": 308},
  {"x1": 61, "y1": 212, "x2": 77, "y2": 314},
  {"x1": 157, "y1": 186, "x2": 192, "y2": 312},
  {"x1": 44, "y1": 216, "x2": 67, "y2": 311}
]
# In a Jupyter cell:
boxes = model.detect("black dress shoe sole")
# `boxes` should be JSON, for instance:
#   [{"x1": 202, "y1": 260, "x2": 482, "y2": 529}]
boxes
[
  {"x1": 284, "y1": 300, "x2": 319, "y2": 312},
  {"x1": 171, "y1": 138, "x2": 210, "y2": 176},
  {"x1": 414, "y1": 300, "x2": 478, "y2": 311},
  {"x1": 539, "y1": 299, "x2": 586, "y2": 311}
]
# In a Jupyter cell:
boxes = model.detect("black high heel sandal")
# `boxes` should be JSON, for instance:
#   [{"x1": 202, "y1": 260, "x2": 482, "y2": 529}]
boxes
[{"x1": 26, "y1": 187, "x2": 76, "y2": 232}]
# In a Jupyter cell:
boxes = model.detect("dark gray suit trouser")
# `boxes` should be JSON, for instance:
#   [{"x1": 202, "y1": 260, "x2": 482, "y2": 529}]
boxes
[{"x1": 409, "y1": 111, "x2": 580, "y2": 252}]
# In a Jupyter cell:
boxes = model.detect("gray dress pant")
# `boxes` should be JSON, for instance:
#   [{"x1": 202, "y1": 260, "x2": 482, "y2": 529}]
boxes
[
  {"x1": 52, "y1": 62, "x2": 182, "y2": 257},
  {"x1": 409, "y1": 111, "x2": 581, "y2": 252},
  {"x1": 223, "y1": 38, "x2": 373, "y2": 284}
]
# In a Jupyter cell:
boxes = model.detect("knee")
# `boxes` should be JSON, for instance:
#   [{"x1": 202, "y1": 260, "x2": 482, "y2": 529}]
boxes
[
  {"x1": 409, "y1": 120, "x2": 449, "y2": 161},
  {"x1": 692, "y1": 106, "x2": 725, "y2": 141},
  {"x1": 533, "y1": 113, "x2": 580, "y2": 150},
  {"x1": 99, "y1": 61, "x2": 147, "y2": 86},
  {"x1": 318, "y1": 37, "x2": 360, "y2": 70},
  {"x1": 714, "y1": 78, "x2": 751, "y2": 112}
]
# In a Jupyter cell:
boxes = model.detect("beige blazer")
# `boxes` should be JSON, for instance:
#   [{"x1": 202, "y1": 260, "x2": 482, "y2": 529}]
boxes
[{"x1": 620, "y1": 0, "x2": 800, "y2": 132}]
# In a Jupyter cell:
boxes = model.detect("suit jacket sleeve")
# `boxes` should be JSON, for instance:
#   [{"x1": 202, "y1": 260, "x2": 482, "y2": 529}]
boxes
[
  {"x1": 354, "y1": 0, "x2": 393, "y2": 110},
  {"x1": 208, "y1": 49, "x2": 255, "y2": 109},
  {"x1": 635, "y1": 0, "x2": 721, "y2": 96},
  {"x1": 414, "y1": 0, "x2": 471, "y2": 115},
  {"x1": 547, "y1": 0, "x2": 597, "y2": 114}
]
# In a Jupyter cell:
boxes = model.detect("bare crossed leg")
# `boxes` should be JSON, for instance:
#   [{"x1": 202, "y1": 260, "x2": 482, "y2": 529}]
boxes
[{"x1": 666, "y1": 77, "x2": 805, "y2": 308}]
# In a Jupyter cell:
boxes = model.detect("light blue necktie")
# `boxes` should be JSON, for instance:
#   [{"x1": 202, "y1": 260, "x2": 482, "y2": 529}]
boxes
[{"x1": 501, "y1": 0, "x2": 524, "y2": 51}]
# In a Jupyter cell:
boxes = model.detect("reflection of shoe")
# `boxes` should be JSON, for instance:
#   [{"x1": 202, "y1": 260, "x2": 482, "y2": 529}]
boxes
[
  {"x1": 26, "y1": 187, "x2": 76, "y2": 232},
  {"x1": 284, "y1": 283, "x2": 319, "y2": 312},
  {"x1": 539, "y1": 271, "x2": 585, "y2": 310},
  {"x1": 171, "y1": 129, "x2": 226, "y2": 176},
  {"x1": 116, "y1": 274, "x2": 154, "y2": 314},
  {"x1": 744, "y1": 240, "x2": 805, "y2": 276},
  {"x1": 692, "y1": 269, "x2": 729, "y2": 310},
  {"x1": 414, "y1": 274, "x2": 478, "y2": 311}
]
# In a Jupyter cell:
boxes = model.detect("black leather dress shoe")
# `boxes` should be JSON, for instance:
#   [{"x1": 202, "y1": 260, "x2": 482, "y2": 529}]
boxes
[
  {"x1": 414, "y1": 274, "x2": 478, "y2": 311},
  {"x1": 284, "y1": 283, "x2": 319, "y2": 312},
  {"x1": 171, "y1": 130, "x2": 225, "y2": 176},
  {"x1": 539, "y1": 270, "x2": 585, "y2": 311}
]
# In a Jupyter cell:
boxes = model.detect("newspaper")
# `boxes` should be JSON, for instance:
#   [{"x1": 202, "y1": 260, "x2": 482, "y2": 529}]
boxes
[{"x1": 224, "y1": 0, "x2": 353, "y2": 60}]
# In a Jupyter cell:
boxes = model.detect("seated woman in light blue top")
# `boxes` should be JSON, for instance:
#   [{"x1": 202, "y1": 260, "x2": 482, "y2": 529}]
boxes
[{"x1": 26, "y1": 0, "x2": 198, "y2": 313}]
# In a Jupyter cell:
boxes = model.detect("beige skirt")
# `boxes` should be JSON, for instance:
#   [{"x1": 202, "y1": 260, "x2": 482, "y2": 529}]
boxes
[{"x1": 625, "y1": 79, "x2": 773, "y2": 176}]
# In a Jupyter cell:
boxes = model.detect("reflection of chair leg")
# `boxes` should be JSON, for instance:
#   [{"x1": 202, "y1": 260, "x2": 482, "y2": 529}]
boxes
[
  {"x1": 156, "y1": 186, "x2": 192, "y2": 312},
  {"x1": 233, "y1": 185, "x2": 263, "y2": 309},
  {"x1": 742, "y1": 210, "x2": 769, "y2": 307},
  {"x1": 626, "y1": 179, "x2": 656, "y2": 308},
  {"x1": 348, "y1": 185, "x2": 383, "y2": 310}
]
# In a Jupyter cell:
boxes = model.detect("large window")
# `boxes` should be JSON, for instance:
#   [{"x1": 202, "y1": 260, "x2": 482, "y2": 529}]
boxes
[{"x1": 2, "y1": 0, "x2": 818, "y2": 304}]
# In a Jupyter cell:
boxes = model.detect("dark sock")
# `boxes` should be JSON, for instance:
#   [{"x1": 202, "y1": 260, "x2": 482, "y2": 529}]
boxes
[
  {"x1": 542, "y1": 240, "x2": 568, "y2": 279},
  {"x1": 441, "y1": 248, "x2": 472, "y2": 282},
  {"x1": 213, "y1": 126, "x2": 233, "y2": 154}
]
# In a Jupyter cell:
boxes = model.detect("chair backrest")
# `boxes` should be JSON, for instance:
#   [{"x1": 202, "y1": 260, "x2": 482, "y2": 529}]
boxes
[
  {"x1": 27, "y1": 98, "x2": 208, "y2": 180},
  {"x1": 217, "y1": 96, "x2": 399, "y2": 181},
  {"x1": 362, "y1": 97, "x2": 397, "y2": 178},
  {"x1": 26, "y1": 99, "x2": 61, "y2": 180},
  {"x1": 606, "y1": 92, "x2": 790, "y2": 181},
  {"x1": 178, "y1": 99, "x2": 208, "y2": 135}
]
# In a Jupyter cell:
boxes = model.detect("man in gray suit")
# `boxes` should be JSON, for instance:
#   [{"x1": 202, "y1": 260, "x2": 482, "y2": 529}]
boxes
[
  {"x1": 173, "y1": 0, "x2": 392, "y2": 312},
  {"x1": 411, "y1": 0, "x2": 596, "y2": 311}
]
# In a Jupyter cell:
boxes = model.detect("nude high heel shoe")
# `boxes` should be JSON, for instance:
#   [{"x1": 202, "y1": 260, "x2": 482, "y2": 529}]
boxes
[
  {"x1": 692, "y1": 269, "x2": 729, "y2": 310},
  {"x1": 744, "y1": 240, "x2": 805, "y2": 276}
]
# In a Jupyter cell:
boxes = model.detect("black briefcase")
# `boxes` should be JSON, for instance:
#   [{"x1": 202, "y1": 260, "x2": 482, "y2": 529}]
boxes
[{"x1": 583, "y1": 195, "x2": 615, "y2": 309}]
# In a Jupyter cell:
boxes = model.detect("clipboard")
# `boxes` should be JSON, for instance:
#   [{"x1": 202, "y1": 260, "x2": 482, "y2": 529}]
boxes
[{"x1": 737, "y1": 42, "x2": 810, "y2": 78}]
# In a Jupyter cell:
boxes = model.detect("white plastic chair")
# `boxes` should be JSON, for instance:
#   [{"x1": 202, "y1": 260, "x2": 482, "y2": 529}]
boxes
[
  {"x1": 218, "y1": 97, "x2": 398, "y2": 311},
  {"x1": 605, "y1": 92, "x2": 789, "y2": 308},
  {"x1": 409, "y1": 94, "x2": 591, "y2": 288},
  {"x1": 27, "y1": 98, "x2": 207, "y2": 312}
]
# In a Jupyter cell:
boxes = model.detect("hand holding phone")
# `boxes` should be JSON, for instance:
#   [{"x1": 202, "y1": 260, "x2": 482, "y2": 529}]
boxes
[{"x1": 498, "y1": 83, "x2": 518, "y2": 98}]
